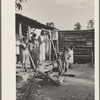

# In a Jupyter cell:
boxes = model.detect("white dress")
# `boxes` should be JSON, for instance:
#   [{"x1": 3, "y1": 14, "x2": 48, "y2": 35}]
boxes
[{"x1": 39, "y1": 35, "x2": 45, "y2": 61}]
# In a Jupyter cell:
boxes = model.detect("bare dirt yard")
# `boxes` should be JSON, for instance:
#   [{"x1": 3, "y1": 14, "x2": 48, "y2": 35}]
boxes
[{"x1": 16, "y1": 63, "x2": 94, "y2": 100}]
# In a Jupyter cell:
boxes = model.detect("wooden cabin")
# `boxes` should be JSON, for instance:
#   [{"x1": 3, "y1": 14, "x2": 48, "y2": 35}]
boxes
[{"x1": 58, "y1": 30, "x2": 94, "y2": 64}]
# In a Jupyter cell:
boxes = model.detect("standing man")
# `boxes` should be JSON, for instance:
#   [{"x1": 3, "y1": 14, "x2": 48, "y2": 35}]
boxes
[{"x1": 29, "y1": 33, "x2": 38, "y2": 68}]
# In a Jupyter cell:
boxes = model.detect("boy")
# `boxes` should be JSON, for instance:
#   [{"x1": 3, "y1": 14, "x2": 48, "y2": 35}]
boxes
[
  {"x1": 29, "y1": 33, "x2": 38, "y2": 68},
  {"x1": 21, "y1": 37, "x2": 29, "y2": 72}
]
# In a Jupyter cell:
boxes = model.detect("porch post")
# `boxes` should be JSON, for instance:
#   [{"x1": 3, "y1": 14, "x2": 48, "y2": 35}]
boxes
[
  {"x1": 19, "y1": 23, "x2": 23, "y2": 39},
  {"x1": 28, "y1": 25, "x2": 31, "y2": 40},
  {"x1": 19, "y1": 23, "x2": 23, "y2": 63},
  {"x1": 49, "y1": 30, "x2": 51, "y2": 62}
]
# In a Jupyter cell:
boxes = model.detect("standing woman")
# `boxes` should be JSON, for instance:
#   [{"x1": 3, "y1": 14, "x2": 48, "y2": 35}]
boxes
[
  {"x1": 21, "y1": 37, "x2": 29, "y2": 72},
  {"x1": 38, "y1": 30, "x2": 46, "y2": 63}
]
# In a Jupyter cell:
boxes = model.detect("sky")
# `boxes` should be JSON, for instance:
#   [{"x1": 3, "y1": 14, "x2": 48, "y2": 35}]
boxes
[{"x1": 16, "y1": 0, "x2": 94, "y2": 30}]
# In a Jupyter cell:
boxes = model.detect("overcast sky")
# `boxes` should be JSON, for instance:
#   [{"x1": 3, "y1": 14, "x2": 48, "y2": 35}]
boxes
[{"x1": 17, "y1": 0, "x2": 94, "y2": 30}]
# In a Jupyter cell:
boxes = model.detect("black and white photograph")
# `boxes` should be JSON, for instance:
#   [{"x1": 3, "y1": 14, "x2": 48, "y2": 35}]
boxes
[
  {"x1": 2, "y1": 0, "x2": 99, "y2": 100},
  {"x1": 15, "y1": 0, "x2": 95, "y2": 100}
]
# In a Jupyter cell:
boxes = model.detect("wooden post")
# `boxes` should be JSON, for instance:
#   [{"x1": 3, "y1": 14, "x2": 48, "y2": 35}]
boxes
[
  {"x1": 49, "y1": 30, "x2": 51, "y2": 62},
  {"x1": 19, "y1": 23, "x2": 23, "y2": 63},
  {"x1": 56, "y1": 31, "x2": 59, "y2": 53},
  {"x1": 91, "y1": 51, "x2": 94, "y2": 67},
  {"x1": 19, "y1": 23, "x2": 23, "y2": 39},
  {"x1": 28, "y1": 26, "x2": 31, "y2": 40},
  {"x1": 57, "y1": 41, "x2": 59, "y2": 53},
  {"x1": 28, "y1": 49, "x2": 36, "y2": 69}
]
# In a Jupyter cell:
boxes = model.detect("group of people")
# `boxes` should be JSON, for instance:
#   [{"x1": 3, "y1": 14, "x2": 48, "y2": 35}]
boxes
[
  {"x1": 52, "y1": 45, "x2": 75, "y2": 75},
  {"x1": 16, "y1": 29, "x2": 75, "y2": 73},
  {"x1": 16, "y1": 30, "x2": 47, "y2": 72}
]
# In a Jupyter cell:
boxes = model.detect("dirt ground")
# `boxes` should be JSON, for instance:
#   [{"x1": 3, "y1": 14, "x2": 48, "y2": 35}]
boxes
[
  {"x1": 36, "y1": 63, "x2": 94, "y2": 100},
  {"x1": 16, "y1": 63, "x2": 94, "y2": 100}
]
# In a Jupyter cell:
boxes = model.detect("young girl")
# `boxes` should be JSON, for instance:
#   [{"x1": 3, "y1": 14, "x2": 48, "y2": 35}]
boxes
[{"x1": 63, "y1": 47, "x2": 71, "y2": 72}]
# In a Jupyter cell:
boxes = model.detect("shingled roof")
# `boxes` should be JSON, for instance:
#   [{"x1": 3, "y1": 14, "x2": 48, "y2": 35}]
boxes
[{"x1": 16, "y1": 14, "x2": 58, "y2": 30}]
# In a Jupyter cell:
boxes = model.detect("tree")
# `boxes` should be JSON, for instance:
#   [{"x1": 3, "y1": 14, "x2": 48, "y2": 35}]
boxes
[
  {"x1": 46, "y1": 22, "x2": 55, "y2": 28},
  {"x1": 74, "y1": 22, "x2": 82, "y2": 30},
  {"x1": 15, "y1": 0, "x2": 29, "y2": 11},
  {"x1": 87, "y1": 20, "x2": 94, "y2": 30},
  {"x1": 46, "y1": 22, "x2": 56, "y2": 38}
]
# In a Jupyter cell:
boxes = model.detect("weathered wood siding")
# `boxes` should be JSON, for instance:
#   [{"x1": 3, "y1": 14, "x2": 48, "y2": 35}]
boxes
[{"x1": 58, "y1": 30, "x2": 94, "y2": 64}]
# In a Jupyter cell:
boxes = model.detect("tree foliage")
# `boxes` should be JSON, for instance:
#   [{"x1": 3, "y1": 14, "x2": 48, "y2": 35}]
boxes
[
  {"x1": 74, "y1": 22, "x2": 82, "y2": 30},
  {"x1": 87, "y1": 20, "x2": 94, "y2": 30},
  {"x1": 46, "y1": 22, "x2": 56, "y2": 38},
  {"x1": 46, "y1": 22, "x2": 55, "y2": 28},
  {"x1": 15, "y1": 0, "x2": 28, "y2": 11}
]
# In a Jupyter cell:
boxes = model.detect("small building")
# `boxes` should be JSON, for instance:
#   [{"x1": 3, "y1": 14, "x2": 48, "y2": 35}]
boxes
[
  {"x1": 15, "y1": 13, "x2": 58, "y2": 63},
  {"x1": 58, "y1": 29, "x2": 94, "y2": 64}
]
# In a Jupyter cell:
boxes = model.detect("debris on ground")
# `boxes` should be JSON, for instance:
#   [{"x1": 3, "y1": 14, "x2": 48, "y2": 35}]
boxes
[{"x1": 16, "y1": 63, "x2": 94, "y2": 100}]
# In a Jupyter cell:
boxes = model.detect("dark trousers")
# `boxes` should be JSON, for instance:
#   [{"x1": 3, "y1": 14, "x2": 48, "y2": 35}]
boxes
[
  {"x1": 16, "y1": 54, "x2": 20, "y2": 63},
  {"x1": 30, "y1": 51, "x2": 37, "y2": 68}
]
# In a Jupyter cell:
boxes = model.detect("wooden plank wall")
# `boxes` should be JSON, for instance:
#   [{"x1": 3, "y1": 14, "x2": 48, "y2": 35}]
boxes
[{"x1": 58, "y1": 30, "x2": 94, "y2": 64}]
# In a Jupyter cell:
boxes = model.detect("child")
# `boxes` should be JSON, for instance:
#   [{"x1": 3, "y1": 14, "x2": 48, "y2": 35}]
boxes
[
  {"x1": 68, "y1": 45, "x2": 75, "y2": 69},
  {"x1": 62, "y1": 47, "x2": 71, "y2": 72},
  {"x1": 21, "y1": 38, "x2": 29, "y2": 72}
]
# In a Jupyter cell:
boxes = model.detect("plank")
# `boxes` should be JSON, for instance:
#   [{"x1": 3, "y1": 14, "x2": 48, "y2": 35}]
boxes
[
  {"x1": 28, "y1": 49, "x2": 61, "y2": 86},
  {"x1": 37, "y1": 70, "x2": 61, "y2": 86}
]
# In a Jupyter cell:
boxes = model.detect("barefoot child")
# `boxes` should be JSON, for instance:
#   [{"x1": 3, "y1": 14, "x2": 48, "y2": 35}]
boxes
[
  {"x1": 68, "y1": 45, "x2": 75, "y2": 69},
  {"x1": 21, "y1": 37, "x2": 29, "y2": 72},
  {"x1": 62, "y1": 47, "x2": 71, "y2": 72}
]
